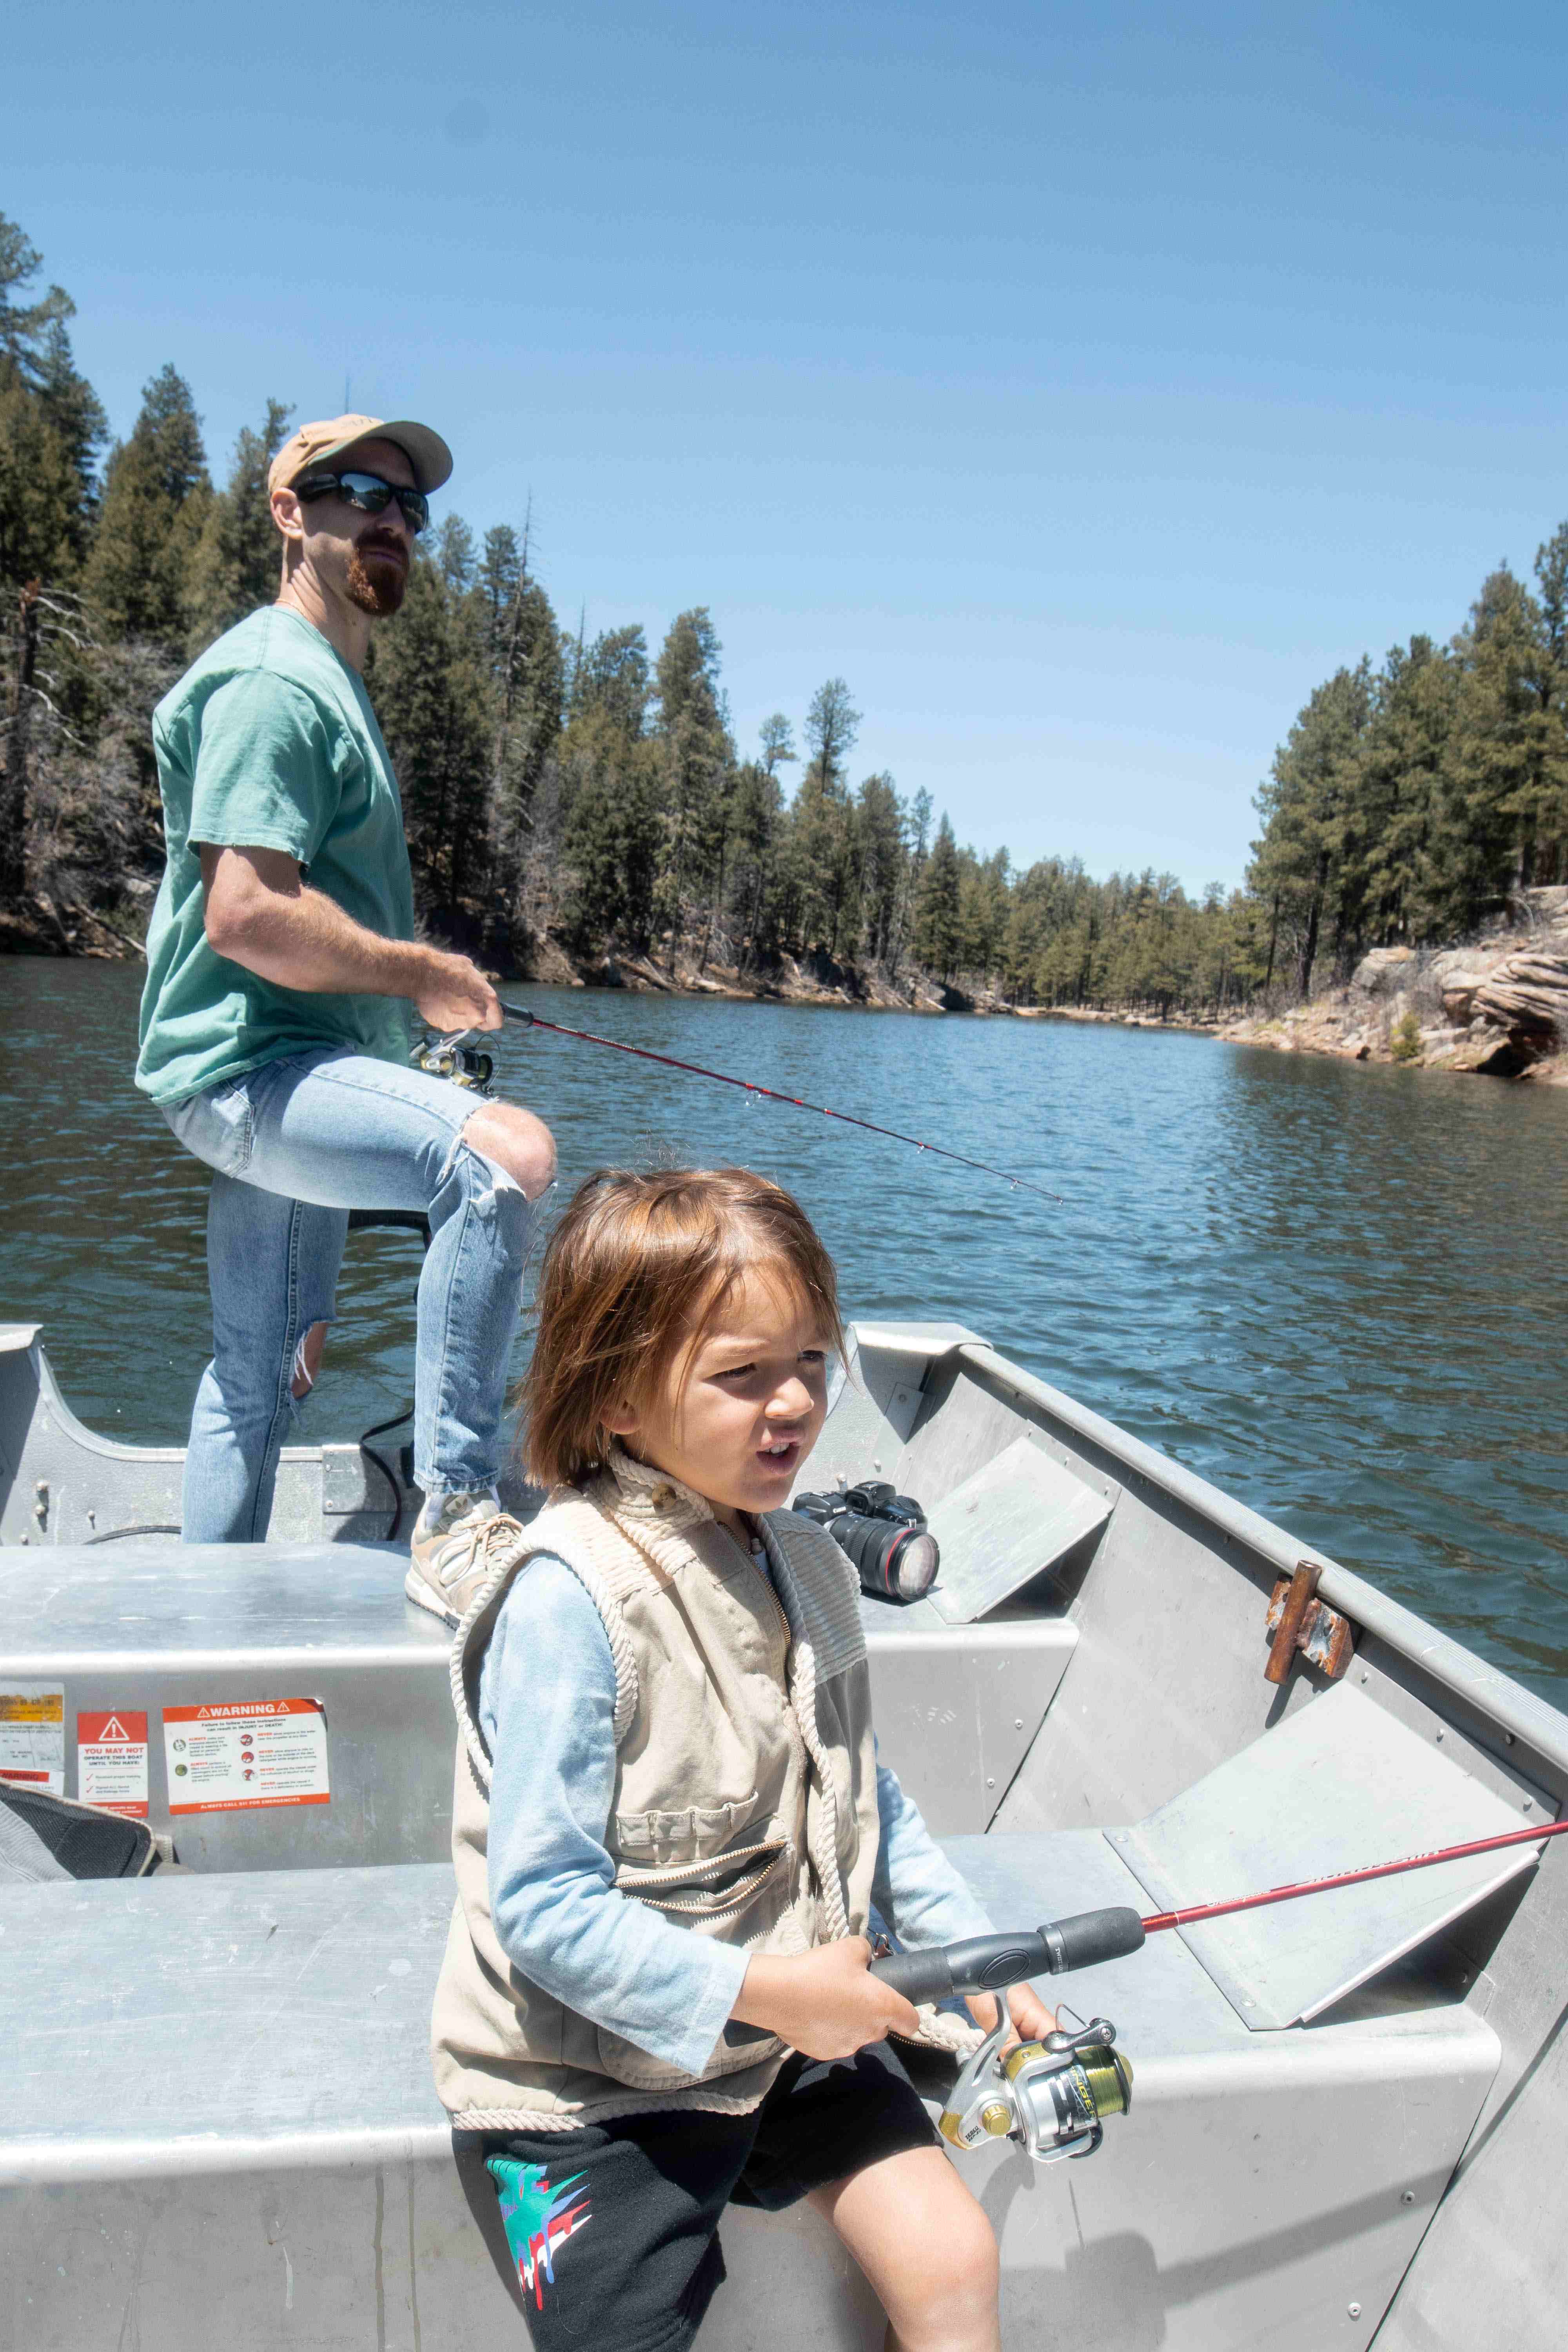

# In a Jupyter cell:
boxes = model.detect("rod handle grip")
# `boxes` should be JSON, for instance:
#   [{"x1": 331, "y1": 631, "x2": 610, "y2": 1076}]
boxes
[
  {"x1": 870, "y1": 1930, "x2": 1059, "y2": 2002},
  {"x1": 868, "y1": 1932, "x2": 1049, "y2": 2003},
  {"x1": 1040, "y1": 1907, "x2": 1146, "y2": 1972},
  {"x1": 868, "y1": 1909, "x2": 1147, "y2": 2002}
]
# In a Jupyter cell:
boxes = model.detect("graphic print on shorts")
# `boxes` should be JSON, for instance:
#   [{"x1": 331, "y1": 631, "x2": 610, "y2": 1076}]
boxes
[{"x1": 488, "y1": 2155, "x2": 594, "y2": 2310}]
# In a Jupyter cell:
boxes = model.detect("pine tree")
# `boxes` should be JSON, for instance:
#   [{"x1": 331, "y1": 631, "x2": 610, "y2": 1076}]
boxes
[
  {"x1": 1248, "y1": 662, "x2": 1372, "y2": 993},
  {"x1": 0, "y1": 216, "x2": 107, "y2": 902},
  {"x1": 0, "y1": 216, "x2": 74, "y2": 380},
  {"x1": 481, "y1": 519, "x2": 564, "y2": 902},
  {"x1": 185, "y1": 399, "x2": 292, "y2": 653},
  {"x1": 436, "y1": 514, "x2": 477, "y2": 597},
  {"x1": 791, "y1": 677, "x2": 860, "y2": 955},
  {"x1": 0, "y1": 218, "x2": 100, "y2": 588},
  {"x1": 370, "y1": 548, "x2": 492, "y2": 927},
  {"x1": 1524, "y1": 526, "x2": 1568, "y2": 888},
  {"x1": 759, "y1": 713, "x2": 796, "y2": 778},
  {"x1": 854, "y1": 772, "x2": 905, "y2": 965},
  {"x1": 84, "y1": 365, "x2": 211, "y2": 649},
  {"x1": 652, "y1": 608, "x2": 731, "y2": 962},
  {"x1": 0, "y1": 366, "x2": 81, "y2": 588},
  {"x1": 32, "y1": 322, "x2": 106, "y2": 561},
  {"x1": 886, "y1": 787, "x2": 934, "y2": 980},
  {"x1": 728, "y1": 757, "x2": 784, "y2": 972},
  {"x1": 1434, "y1": 568, "x2": 1561, "y2": 927},
  {"x1": 572, "y1": 623, "x2": 649, "y2": 736},
  {"x1": 1355, "y1": 637, "x2": 1456, "y2": 941},
  {"x1": 561, "y1": 719, "x2": 661, "y2": 953},
  {"x1": 912, "y1": 813, "x2": 962, "y2": 980},
  {"x1": 957, "y1": 846, "x2": 1010, "y2": 980}
]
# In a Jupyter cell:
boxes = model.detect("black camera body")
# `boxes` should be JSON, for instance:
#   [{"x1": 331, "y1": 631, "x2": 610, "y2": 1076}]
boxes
[{"x1": 792, "y1": 1480, "x2": 940, "y2": 1602}]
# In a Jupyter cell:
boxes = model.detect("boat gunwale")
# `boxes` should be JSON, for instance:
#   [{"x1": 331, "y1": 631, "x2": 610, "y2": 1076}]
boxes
[{"x1": 953, "y1": 1340, "x2": 1568, "y2": 1781}]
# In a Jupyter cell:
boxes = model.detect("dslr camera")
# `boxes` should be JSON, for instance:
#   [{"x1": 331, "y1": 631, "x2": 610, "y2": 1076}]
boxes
[{"x1": 791, "y1": 1481, "x2": 940, "y2": 1602}]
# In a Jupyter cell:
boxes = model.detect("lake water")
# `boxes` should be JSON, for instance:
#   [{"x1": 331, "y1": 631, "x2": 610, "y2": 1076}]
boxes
[{"x1": 3, "y1": 957, "x2": 1566, "y2": 1705}]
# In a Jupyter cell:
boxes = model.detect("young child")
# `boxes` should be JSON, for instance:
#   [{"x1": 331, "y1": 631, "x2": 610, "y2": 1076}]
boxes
[{"x1": 432, "y1": 1166, "x2": 1054, "y2": 2352}]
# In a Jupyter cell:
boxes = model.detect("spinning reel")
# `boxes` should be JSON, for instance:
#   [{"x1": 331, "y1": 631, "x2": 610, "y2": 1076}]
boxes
[
  {"x1": 938, "y1": 2009, "x2": 1132, "y2": 2164},
  {"x1": 411, "y1": 1031, "x2": 496, "y2": 1095},
  {"x1": 867, "y1": 1906, "x2": 1145, "y2": 2166}
]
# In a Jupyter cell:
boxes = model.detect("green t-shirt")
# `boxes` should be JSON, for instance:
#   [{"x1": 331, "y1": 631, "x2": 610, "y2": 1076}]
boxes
[{"x1": 136, "y1": 605, "x2": 417, "y2": 1105}]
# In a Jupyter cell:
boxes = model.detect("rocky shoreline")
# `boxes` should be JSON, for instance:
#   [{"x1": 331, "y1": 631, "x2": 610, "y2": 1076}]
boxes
[
  {"x1": 1214, "y1": 886, "x2": 1568, "y2": 1086},
  {"x1": 0, "y1": 891, "x2": 998, "y2": 1016},
  {"x1": 5, "y1": 886, "x2": 1566, "y2": 1083},
  {"x1": 526, "y1": 933, "x2": 1011, "y2": 1014}
]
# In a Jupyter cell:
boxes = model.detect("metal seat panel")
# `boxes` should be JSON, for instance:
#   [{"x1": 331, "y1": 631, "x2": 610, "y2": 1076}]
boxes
[
  {"x1": 0, "y1": 1864, "x2": 455, "y2": 2175},
  {"x1": 4, "y1": 1547, "x2": 1072, "y2": 1862},
  {"x1": 1107, "y1": 1682, "x2": 1547, "y2": 2028}
]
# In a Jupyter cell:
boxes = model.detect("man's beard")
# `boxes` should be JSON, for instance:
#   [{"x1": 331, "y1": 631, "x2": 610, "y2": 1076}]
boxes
[{"x1": 345, "y1": 534, "x2": 408, "y2": 616}]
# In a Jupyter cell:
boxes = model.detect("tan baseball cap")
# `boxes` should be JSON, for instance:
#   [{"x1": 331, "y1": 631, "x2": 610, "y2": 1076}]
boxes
[{"x1": 267, "y1": 413, "x2": 454, "y2": 498}]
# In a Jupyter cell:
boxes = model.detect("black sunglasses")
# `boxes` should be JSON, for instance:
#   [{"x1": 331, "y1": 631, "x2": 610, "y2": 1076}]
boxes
[{"x1": 295, "y1": 469, "x2": 430, "y2": 533}]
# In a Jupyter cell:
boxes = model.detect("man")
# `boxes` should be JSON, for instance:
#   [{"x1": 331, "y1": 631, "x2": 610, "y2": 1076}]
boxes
[{"x1": 135, "y1": 413, "x2": 555, "y2": 1625}]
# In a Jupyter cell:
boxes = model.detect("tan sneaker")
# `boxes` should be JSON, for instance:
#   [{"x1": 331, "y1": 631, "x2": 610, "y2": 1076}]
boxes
[{"x1": 405, "y1": 1491, "x2": 527, "y2": 1628}]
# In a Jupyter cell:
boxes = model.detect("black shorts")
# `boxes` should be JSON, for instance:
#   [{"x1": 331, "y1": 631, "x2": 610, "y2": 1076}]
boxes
[{"x1": 474, "y1": 2040, "x2": 941, "y2": 2352}]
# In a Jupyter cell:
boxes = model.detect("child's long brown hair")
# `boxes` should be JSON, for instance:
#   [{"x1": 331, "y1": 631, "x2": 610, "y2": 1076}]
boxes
[{"x1": 523, "y1": 1167, "x2": 845, "y2": 1489}]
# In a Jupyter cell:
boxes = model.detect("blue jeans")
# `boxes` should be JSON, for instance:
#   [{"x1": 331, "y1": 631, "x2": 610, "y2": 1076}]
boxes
[{"x1": 163, "y1": 1047, "x2": 541, "y2": 1543}]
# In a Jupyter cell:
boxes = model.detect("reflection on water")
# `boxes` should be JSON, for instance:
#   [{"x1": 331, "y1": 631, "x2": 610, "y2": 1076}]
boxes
[{"x1": 2, "y1": 958, "x2": 1566, "y2": 1701}]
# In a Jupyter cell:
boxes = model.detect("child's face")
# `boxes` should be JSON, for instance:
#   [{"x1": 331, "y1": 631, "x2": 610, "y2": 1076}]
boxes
[{"x1": 608, "y1": 1269, "x2": 831, "y2": 1525}]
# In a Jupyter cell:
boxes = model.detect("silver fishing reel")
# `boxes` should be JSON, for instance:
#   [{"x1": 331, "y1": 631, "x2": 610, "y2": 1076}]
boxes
[
  {"x1": 412, "y1": 1030, "x2": 495, "y2": 1094},
  {"x1": 938, "y1": 2010, "x2": 1133, "y2": 2165}
]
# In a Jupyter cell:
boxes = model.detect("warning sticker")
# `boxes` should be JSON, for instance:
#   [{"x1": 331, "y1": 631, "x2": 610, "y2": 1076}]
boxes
[
  {"x1": 162, "y1": 1699, "x2": 330, "y2": 1814},
  {"x1": 77, "y1": 1709, "x2": 150, "y2": 1818},
  {"x1": 0, "y1": 1683, "x2": 65, "y2": 1794}
]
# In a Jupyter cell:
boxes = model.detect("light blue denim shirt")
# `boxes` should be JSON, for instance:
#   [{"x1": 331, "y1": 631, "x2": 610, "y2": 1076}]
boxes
[{"x1": 479, "y1": 1553, "x2": 997, "y2": 2078}]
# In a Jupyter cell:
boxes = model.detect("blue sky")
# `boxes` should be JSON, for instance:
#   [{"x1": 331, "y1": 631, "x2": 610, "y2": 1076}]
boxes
[{"x1": 7, "y1": 0, "x2": 1568, "y2": 889}]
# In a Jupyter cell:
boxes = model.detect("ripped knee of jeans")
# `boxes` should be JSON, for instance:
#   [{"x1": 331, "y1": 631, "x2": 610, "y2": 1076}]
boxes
[
  {"x1": 443, "y1": 1104, "x2": 557, "y2": 1204},
  {"x1": 290, "y1": 1320, "x2": 330, "y2": 1401},
  {"x1": 439, "y1": 1108, "x2": 556, "y2": 1201},
  {"x1": 437, "y1": 1129, "x2": 524, "y2": 1209}
]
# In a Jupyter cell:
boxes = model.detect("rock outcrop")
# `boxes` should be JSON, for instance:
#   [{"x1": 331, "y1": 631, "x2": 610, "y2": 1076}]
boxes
[
  {"x1": 1221, "y1": 888, "x2": 1568, "y2": 1083},
  {"x1": 1351, "y1": 946, "x2": 1417, "y2": 995},
  {"x1": 1469, "y1": 951, "x2": 1568, "y2": 1041}
]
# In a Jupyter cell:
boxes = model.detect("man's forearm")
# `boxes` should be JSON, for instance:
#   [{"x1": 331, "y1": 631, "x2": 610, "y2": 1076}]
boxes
[
  {"x1": 200, "y1": 843, "x2": 499, "y2": 1033},
  {"x1": 209, "y1": 872, "x2": 431, "y2": 1000}
]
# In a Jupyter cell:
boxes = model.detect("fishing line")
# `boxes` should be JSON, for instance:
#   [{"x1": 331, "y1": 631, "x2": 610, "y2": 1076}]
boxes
[
  {"x1": 1139, "y1": 1813, "x2": 1567, "y2": 1936},
  {"x1": 496, "y1": 1000, "x2": 1063, "y2": 1203}
]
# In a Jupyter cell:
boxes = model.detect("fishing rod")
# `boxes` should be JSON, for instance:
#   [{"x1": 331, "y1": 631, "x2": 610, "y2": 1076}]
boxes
[
  {"x1": 869, "y1": 1812, "x2": 1563, "y2": 2163},
  {"x1": 1136, "y1": 1811, "x2": 1565, "y2": 1935},
  {"x1": 483, "y1": 1000, "x2": 1064, "y2": 1205},
  {"x1": 870, "y1": 1814, "x2": 1566, "y2": 2005}
]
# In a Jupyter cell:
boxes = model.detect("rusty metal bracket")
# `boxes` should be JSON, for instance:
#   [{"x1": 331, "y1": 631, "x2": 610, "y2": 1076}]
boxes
[{"x1": 1265, "y1": 1562, "x2": 1354, "y2": 1683}]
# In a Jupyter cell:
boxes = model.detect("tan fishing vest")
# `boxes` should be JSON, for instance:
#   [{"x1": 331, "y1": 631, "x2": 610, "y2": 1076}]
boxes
[{"x1": 430, "y1": 1447, "x2": 884, "y2": 2132}]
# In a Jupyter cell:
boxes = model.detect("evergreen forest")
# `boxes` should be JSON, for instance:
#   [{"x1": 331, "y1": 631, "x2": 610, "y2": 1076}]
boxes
[{"x1": 5, "y1": 209, "x2": 1566, "y2": 1017}]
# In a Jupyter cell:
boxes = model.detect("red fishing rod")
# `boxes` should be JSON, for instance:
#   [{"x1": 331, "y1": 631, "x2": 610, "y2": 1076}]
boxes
[
  {"x1": 1137, "y1": 1811, "x2": 1566, "y2": 1935},
  {"x1": 495, "y1": 999, "x2": 1063, "y2": 1204},
  {"x1": 870, "y1": 1814, "x2": 1565, "y2": 2001}
]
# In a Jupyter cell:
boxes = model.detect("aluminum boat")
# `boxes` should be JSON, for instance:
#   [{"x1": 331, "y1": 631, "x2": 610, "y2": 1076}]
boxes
[{"x1": 1, "y1": 1314, "x2": 1563, "y2": 2349}]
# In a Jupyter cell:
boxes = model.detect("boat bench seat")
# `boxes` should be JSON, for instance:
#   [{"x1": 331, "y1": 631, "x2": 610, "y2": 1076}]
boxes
[
  {"x1": 0, "y1": 1543, "x2": 1078, "y2": 1869},
  {"x1": 0, "y1": 1827, "x2": 1501, "y2": 2352}
]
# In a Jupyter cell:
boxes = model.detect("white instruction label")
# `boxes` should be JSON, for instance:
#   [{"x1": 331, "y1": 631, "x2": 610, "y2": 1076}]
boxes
[
  {"x1": 163, "y1": 1699, "x2": 330, "y2": 1815},
  {"x1": 77, "y1": 1710, "x2": 150, "y2": 1818},
  {"x1": 0, "y1": 1682, "x2": 65, "y2": 1794}
]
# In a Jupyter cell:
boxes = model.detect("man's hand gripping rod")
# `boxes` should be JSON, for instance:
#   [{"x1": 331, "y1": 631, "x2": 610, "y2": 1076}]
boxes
[{"x1": 869, "y1": 1908, "x2": 1144, "y2": 2162}]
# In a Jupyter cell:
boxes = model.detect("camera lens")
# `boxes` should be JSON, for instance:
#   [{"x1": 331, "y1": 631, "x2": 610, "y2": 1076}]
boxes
[
  {"x1": 791, "y1": 1491, "x2": 940, "y2": 1603},
  {"x1": 885, "y1": 1527, "x2": 939, "y2": 1600},
  {"x1": 839, "y1": 1514, "x2": 940, "y2": 1602}
]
